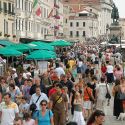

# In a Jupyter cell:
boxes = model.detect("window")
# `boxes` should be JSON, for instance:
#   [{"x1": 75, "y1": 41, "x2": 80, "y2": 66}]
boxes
[
  {"x1": 70, "y1": 31, "x2": 73, "y2": 37},
  {"x1": 19, "y1": 19, "x2": 21, "y2": 30},
  {"x1": 65, "y1": 19, "x2": 67, "y2": 23},
  {"x1": 12, "y1": 4, "x2": 14, "y2": 14},
  {"x1": 3, "y1": 2, "x2": 7, "y2": 13},
  {"x1": 76, "y1": 31, "x2": 79, "y2": 37},
  {"x1": 28, "y1": 2, "x2": 30, "y2": 12},
  {"x1": 70, "y1": 22, "x2": 73, "y2": 27},
  {"x1": 22, "y1": 20, "x2": 24, "y2": 31},
  {"x1": 8, "y1": 3, "x2": 11, "y2": 13},
  {"x1": 83, "y1": 22, "x2": 85, "y2": 27},
  {"x1": 29, "y1": 21, "x2": 30, "y2": 31},
  {"x1": 0, "y1": 1, "x2": 2, "y2": 9},
  {"x1": 19, "y1": 0, "x2": 20, "y2": 8},
  {"x1": 41, "y1": 28, "x2": 43, "y2": 34},
  {"x1": 25, "y1": 1, "x2": 27, "y2": 11},
  {"x1": 12, "y1": 23, "x2": 14, "y2": 34},
  {"x1": 76, "y1": 22, "x2": 79, "y2": 27},
  {"x1": 44, "y1": 8, "x2": 46, "y2": 18},
  {"x1": 83, "y1": 31, "x2": 85, "y2": 36},
  {"x1": 16, "y1": 19, "x2": 17, "y2": 30},
  {"x1": 22, "y1": 0, "x2": 24, "y2": 10},
  {"x1": 4, "y1": 19, "x2": 6, "y2": 34},
  {"x1": 4, "y1": 19, "x2": 8, "y2": 34}
]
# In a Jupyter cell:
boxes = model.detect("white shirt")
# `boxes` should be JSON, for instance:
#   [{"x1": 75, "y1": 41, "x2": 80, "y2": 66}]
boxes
[
  {"x1": 91, "y1": 54, "x2": 96, "y2": 62},
  {"x1": 96, "y1": 83, "x2": 110, "y2": 100},
  {"x1": 23, "y1": 119, "x2": 35, "y2": 125},
  {"x1": 30, "y1": 93, "x2": 49, "y2": 110},
  {"x1": 0, "y1": 102, "x2": 19, "y2": 125},
  {"x1": 107, "y1": 65, "x2": 113, "y2": 73},
  {"x1": 55, "y1": 67, "x2": 65, "y2": 78},
  {"x1": 77, "y1": 61, "x2": 83, "y2": 67}
]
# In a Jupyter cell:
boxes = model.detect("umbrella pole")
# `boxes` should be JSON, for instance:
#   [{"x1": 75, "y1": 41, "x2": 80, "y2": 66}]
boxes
[
  {"x1": 12, "y1": 57, "x2": 14, "y2": 67},
  {"x1": 6, "y1": 57, "x2": 8, "y2": 69}
]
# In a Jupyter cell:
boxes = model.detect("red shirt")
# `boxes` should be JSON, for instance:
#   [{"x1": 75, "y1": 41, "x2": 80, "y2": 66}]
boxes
[
  {"x1": 49, "y1": 88, "x2": 57, "y2": 97},
  {"x1": 101, "y1": 66, "x2": 107, "y2": 73}
]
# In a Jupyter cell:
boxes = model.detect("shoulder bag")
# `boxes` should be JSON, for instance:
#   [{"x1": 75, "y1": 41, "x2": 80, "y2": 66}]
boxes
[
  {"x1": 30, "y1": 95, "x2": 41, "y2": 112},
  {"x1": 52, "y1": 93, "x2": 63, "y2": 109},
  {"x1": 105, "y1": 83, "x2": 111, "y2": 99}
]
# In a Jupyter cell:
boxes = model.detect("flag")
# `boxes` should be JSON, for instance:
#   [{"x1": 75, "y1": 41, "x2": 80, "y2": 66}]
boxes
[
  {"x1": 33, "y1": 0, "x2": 41, "y2": 16},
  {"x1": 48, "y1": 8, "x2": 54, "y2": 18}
]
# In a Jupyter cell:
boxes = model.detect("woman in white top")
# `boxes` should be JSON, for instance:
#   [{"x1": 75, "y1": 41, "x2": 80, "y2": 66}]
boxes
[
  {"x1": 96, "y1": 77, "x2": 110, "y2": 111},
  {"x1": 77, "y1": 58, "x2": 83, "y2": 78},
  {"x1": 34, "y1": 66, "x2": 40, "y2": 78}
]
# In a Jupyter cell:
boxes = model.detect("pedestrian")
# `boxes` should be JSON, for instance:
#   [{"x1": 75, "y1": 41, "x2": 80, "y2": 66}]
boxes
[
  {"x1": 0, "y1": 93, "x2": 19, "y2": 125},
  {"x1": 96, "y1": 77, "x2": 110, "y2": 110},
  {"x1": 73, "y1": 92, "x2": 86, "y2": 125},
  {"x1": 35, "y1": 100, "x2": 54, "y2": 125},
  {"x1": 106, "y1": 62, "x2": 114, "y2": 84},
  {"x1": 23, "y1": 112, "x2": 35, "y2": 125},
  {"x1": 83, "y1": 83, "x2": 94, "y2": 119},
  {"x1": 30, "y1": 86, "x2": 49, "y2": 110},
  {"x1": 50, "y1": 86, "x2": 68, "y2": 125},
  {"x1": 112, "y1": 79, "x2": 124, "y2": 119},
  {"x1": 19, "y1": 96, "x2": 29, "y2": 118},
  {"x1": 13, "y1": 117, "x2": 23, "y2": 125},
  {"x1": 86, "y1": 110, "x2": 105, "y2": 125}
]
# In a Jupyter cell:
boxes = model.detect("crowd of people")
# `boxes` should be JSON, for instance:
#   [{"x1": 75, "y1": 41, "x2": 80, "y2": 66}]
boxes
[{"x1": 0, "y1": 44, "x2": 125, "y2": 125}]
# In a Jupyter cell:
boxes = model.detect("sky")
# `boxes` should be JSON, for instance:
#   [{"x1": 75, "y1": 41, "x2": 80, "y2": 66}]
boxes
[{"x1": 113, "y1": 0, "x2": 125, "y2": 18}]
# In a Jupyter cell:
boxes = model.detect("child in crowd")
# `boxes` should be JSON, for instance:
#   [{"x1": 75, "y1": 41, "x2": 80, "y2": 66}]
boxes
[
  {"x1": 23, "y1": 112, "x2": 35, "y2": 125},
  {"x1": 19, "y1": 96, "x2": 29, "y2": 118}
]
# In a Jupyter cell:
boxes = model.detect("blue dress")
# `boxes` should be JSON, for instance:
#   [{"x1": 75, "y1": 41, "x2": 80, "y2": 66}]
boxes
[{"x1": 35, "y1": 110, "x2": 53, "y2": 125}]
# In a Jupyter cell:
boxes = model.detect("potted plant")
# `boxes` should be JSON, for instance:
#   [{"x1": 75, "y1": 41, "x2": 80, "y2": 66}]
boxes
[
  {"x1": 7, "y1": 34, "x2": 10, "y2": 37},
  {"x1": 4, "y1": 34, "x2": 7, "y2": 37},
  {"x1": 13, "y1": 35, "x2": 16, "y2": 38}
]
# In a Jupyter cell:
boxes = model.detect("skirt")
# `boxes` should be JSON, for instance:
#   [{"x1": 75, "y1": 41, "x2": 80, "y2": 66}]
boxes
[{"x1": 73, "y1": 111, "x2": 86, "y2": 125}]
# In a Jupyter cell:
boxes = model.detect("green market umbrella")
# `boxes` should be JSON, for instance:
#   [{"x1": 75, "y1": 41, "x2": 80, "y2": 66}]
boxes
[
  {"x1": 50, "y1": 39, "x2": 72, "y2": 46},
  {"x1": 0, "y1": 47, "x2": 23, "y2": 56},
  {"x1": 8, "y1": 43, "x2": 30, "y2": 52},
  {"x1": 26, "y1": 50, "x2": 56, "y2": 60},
  {"x1": 0, "y1": 40, "x2": 15, "y2": 46},
  {"x1": 30, "y1": 50, "x2": 56, "y2": 55},
  {"x1": 29, "y1": 41, "x2": 54, "y2": 51}
]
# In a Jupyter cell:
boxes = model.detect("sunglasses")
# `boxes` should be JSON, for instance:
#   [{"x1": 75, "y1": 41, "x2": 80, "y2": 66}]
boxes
[{"x1": 41, "y1": 104, "x2": 47, "y2": 106}]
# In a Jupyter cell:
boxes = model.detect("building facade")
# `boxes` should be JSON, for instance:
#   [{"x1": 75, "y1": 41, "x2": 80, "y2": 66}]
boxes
[
  {"x1": 14, "y1": 0, "x2": 64, "y2": 42},
  {"x1": 119, "y1": 18, "x2": 125, "y2": 40},
  {"x1": 98, "y1": 0, "x2": 113, "y2": 36},
  {"x1": 64, "y1": 9, "x2": 98, "y2": 42},
  {"x1": 62, "y1": 0, "x2": 113, "y2": 42},
  {"x1": 0, "y1": 0, "x2": 15, "y2": 41}
]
